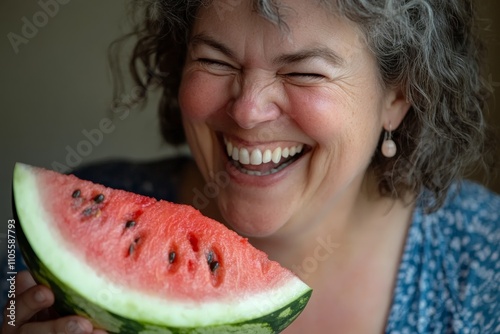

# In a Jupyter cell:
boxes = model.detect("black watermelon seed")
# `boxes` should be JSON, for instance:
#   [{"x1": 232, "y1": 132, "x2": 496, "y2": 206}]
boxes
[
  {"x1": 128, "y1": 243, "x2": 135, "y2": 256},
  {"x1": 93, "y1": 194, "x2": 105, "y2": 203},
  {"x1": 128, "y1": 238, "x2": 140, "y2": 256},
  {"x1": 72, "y1": 189, "x2": 81, "y2": 198},
  {"x1": 82, "y1": 207, "x2": 94, "y2": 216},
  {"x1": 206, "y1": 250, "x2": 214, "y2": 264},
  {"x1": 168, "y1": 251, "x2": 176, "y2": 264},
  {"x1": 82, "y1": 206, "x2": 100, "y2": 217},
  {"x1": 125, "y1": 221, "x2": 136, "y2": 229},
  {"x1": 209, "y1": 261, "x2": 219, "y2": 272}
]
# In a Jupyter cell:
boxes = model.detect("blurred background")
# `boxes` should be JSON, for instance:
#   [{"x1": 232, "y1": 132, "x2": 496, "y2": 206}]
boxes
[
  {"x1": 1, "y1": 1, "x2": 499, "y2": 258},
  {"x1": 0, "y1": 0, "x2": 178, "y2": 258}
]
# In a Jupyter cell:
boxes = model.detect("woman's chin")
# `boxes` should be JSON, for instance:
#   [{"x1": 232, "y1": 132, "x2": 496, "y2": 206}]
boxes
[
  {"x1": 214, "y1": 184, "x2": 297, "y2": 238},
  {"x1": 223, "y1": 215, "x2": 285, "y2": 238}
]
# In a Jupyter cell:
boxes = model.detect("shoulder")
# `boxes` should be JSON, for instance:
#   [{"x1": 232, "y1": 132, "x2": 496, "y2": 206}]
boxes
[
  {"x1": 417, "y1": 180, "x2": 499, "y2": 234},
  {"x1": 419, "y1": 180, "x2": 500, "y2": 267},
  {"x1": 442, "y1": 180, "x2": 500, "y2": 219},
  {"x1": 415, "y1": 181, "x2": 500, "y2": 329},
  {"x1": 436, "y1": 180, "x2": 500, "y2": 270},
  {"x1": 425, "y1": 181, "x2": 500, "y2": 249},
  {"x1": 70, "y1": 155, "x2": 194, "y2": 202}
]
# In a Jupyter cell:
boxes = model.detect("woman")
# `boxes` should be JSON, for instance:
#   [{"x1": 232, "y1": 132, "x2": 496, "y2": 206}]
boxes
[{"x1": 3, "y1": 0, "x2": 499, "y2": 333}]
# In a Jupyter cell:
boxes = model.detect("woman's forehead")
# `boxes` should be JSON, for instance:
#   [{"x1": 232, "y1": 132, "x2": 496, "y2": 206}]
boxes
[{"x1": 190, "y1": 0, "x2": 366, "y2": 63}]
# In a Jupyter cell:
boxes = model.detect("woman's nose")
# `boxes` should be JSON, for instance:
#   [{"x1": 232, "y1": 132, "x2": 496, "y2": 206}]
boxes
[{"x1": 227, "y1": 74, "x2": 282, "y2": 129}]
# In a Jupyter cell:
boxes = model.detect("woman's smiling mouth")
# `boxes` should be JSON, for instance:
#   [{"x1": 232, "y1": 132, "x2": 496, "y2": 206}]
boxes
[{"x1": 222, "y1": 135, "x2": 309, "y2": 176}]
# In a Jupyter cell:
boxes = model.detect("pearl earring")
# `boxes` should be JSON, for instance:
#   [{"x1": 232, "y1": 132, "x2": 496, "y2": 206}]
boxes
[{"x1": 381, "y1": 124, "x2": 397, "y2": 158}]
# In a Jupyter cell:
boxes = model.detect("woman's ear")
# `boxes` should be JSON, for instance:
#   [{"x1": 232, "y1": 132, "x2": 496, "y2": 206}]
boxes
[{"x1": 382, "y1": 88, "x2": 411, "y2": 130}]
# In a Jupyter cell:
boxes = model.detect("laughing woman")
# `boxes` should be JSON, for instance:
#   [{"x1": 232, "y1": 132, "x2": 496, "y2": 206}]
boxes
[{"x1": 3, "y1": 0, "x2": 500, "y2": 333}]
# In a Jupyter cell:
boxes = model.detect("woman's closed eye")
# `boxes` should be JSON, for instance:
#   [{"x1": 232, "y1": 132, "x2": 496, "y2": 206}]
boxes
[
  {"x1": 286, "y1": 72, "x2": 325, "y2": 79},
  {"x1": 197, "y1": 58, "x2": 234, "y2": 70},
  {"x1": 282, "y1": 72, "x2": 327, "y2": 84}
]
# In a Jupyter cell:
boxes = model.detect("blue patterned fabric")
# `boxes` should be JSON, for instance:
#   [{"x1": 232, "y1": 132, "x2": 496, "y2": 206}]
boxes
[
  {"x1": 2, "y1": 158, "x2": 499, "y2": 333},
  {"x1": 386, "y1": 181, "x2": 500, "y2": 333}
]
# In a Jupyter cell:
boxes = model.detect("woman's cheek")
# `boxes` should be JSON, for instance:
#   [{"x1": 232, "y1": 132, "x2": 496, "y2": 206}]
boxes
[
  {"x1": 285, "y1": 86, "x2": 343, "y2": 142},
  {"x1": 179, "y1": 71, "x2": 229, "y2": 121}
]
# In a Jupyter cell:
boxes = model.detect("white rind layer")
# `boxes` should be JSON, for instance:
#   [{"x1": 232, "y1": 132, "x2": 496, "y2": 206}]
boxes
[{"x1": 13, "y1": 163, "x2": 311, "y2": 328}]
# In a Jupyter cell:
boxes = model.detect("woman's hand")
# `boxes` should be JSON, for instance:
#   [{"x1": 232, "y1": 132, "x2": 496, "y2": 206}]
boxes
[{"x1": 2, "y1": 271, "x2": 107, "y2": 334}]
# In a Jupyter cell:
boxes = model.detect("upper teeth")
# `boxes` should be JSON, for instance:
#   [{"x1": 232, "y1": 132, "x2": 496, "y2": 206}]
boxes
[{"x1": 224, "y1": 138, "x2": 304, "y2": 166}]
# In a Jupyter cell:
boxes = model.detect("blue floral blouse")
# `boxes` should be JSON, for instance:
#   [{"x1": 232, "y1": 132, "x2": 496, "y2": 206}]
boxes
[{"x1": 2, "y1": 157, "x2": 500, "y2": 333}]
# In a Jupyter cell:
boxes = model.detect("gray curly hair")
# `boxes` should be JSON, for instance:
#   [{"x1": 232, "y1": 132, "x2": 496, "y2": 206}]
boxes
[{"x1": 111, "y1": 0, "x2": 496, "y2": 210}]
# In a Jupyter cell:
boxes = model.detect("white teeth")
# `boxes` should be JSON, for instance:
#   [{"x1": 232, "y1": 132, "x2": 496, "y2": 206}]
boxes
[
  {"x1": 239, "y1": 148, "x2": 250, "y2": 164},
  {"x1": 263, "y1": 149, "x2": 272, "y2": 163},
  {"x1": 271, "y1": 147, "x2": 282, "y2": 163},
  {"x1": 282, "y1": 147, "x2": 289, "y2": 158},
  {"x1": 250, "y1": 149, "x2": 263, "y2": 165},
  {"x1": 231, "y1": 147, "x2": 239, "y2": 161},
  {"x1": 224, "y1": 137, "x2": 305, "y2": 168}
]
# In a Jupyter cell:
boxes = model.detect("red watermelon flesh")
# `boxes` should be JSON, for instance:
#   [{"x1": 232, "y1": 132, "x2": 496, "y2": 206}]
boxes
[
  {"x1": 14, "y1": 163, "x2": 312, "y2": 332},
  {"x1": 34, "y1": 166, "x2": 290, "y2": 301}
]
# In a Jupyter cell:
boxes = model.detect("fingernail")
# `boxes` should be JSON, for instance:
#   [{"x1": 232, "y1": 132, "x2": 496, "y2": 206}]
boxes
[
  {"x1": 34, "y1": 290, "x2": 46, "y2": 302},
  {"x1": 92, "y1": 330, "x2": 108, "y2": 334},
  {"x1": 66, "y1": 319, "x2": 92, "y2": 334}
]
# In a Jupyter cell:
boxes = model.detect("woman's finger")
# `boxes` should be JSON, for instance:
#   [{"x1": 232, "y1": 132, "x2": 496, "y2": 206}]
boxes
[
  {"x1": 13, "y1": 284, "x2": 54, "y2": 325},
  {"x1": 18, "y1": 315, "x2": 94, "y2": 334},
  {"x1": 14, "y1": 271, "x2": 37, "y2": 295}
]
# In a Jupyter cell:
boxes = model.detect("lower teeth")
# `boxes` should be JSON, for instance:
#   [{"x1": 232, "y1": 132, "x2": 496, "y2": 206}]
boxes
[{"x1": 233, "y1": 157, "x2": 297, "y2": 176}]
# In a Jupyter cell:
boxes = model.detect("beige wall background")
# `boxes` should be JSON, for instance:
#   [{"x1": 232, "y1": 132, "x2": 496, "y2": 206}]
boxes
[
  {"x1": 1, "y1": 1, "x2": 499, "y2": 255},
  {"x1": 0, "y1": 0, "x2": 178, "y2": 255}
]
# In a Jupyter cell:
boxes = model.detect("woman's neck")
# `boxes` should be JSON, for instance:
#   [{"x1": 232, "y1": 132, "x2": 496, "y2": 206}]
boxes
[{"x1": 248, "y1": 175, "x2": 416, "y2": 284}]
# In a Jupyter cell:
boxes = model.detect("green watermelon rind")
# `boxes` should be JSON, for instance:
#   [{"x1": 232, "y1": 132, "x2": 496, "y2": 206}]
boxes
[
  {"x1": 17, "y1": 225, "x2": 311, "y2": 334},
  {"x1": 13, "y1": 163, "x2": 312, "y2": 333}
]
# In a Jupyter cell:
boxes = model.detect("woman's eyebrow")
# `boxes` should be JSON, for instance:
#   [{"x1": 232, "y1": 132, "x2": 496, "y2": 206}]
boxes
[
  {"x1": 189, "y1": 33, "x2": 345, "y2": 67},
  {"x1": 272, "y1": 47, "x2": 345, "y2": 67},
  {"x1": 189, "y1": 33, "x2": 236, "y2": 59}
]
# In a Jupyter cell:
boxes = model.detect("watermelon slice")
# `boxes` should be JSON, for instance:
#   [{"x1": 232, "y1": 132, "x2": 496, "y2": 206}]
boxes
[{"x1": 12, "y1": 163, "x2": 311, "y2": 333}]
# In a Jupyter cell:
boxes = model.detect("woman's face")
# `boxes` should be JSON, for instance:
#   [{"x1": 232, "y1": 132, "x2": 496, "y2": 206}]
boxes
[{"x1": 179, "y1": 0, "x2": 407, "y2": 237}]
